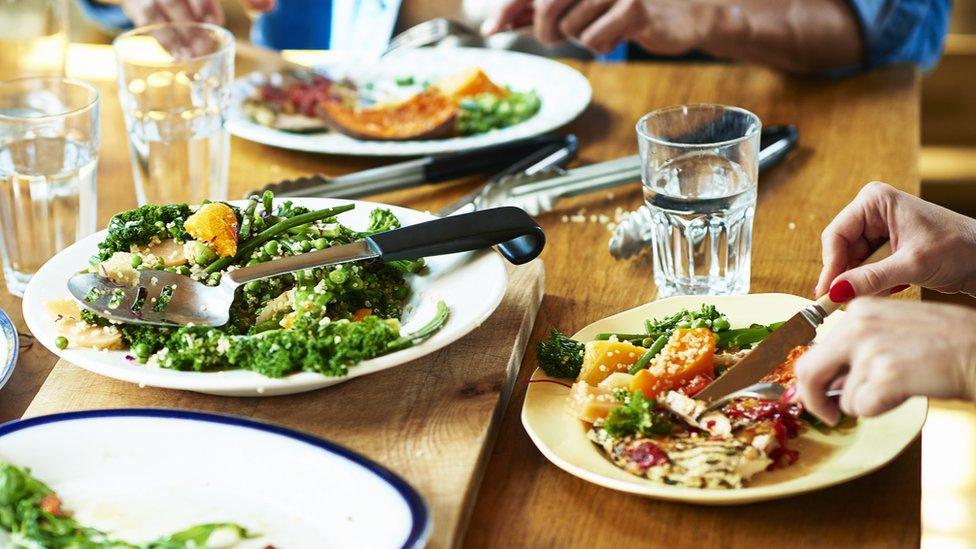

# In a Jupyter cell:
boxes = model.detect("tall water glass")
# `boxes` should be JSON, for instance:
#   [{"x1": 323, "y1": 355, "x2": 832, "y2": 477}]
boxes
[
  {"x1": 0, "y1": 77, "x2": 99, "y2": 297},
  {"x1": 0, "y1": 0, "x2": 68, "y2": 80},
  {"x1": 637, "y1": 104, "x2": 761, "y2": 297},
  {"x1": 113, "y1": 23, "x2": 234, "y2": 205}
]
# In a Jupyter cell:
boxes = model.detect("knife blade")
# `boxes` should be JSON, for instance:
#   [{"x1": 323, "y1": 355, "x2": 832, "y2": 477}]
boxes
[{"x1": 695, "y1": 242, "x2": 892, "y2": 401}]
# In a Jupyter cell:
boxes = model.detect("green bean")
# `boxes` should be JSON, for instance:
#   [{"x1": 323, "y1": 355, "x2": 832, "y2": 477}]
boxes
[
  {"x1": 239, "y1": 198, "x2": 258, "y2": 241},
  {"x1": 629, "y1": 334, "x2": 668, "y2": 374},
  {"x1": 263, "y1": 240, "x2": 279, "y2": 256},
  {"x1": 262, "y1": 190, "x2": 274, "y2": 213},
  {"x1": 205, "y1": 204, "x2": 355, "y2": 274},
  {"x1": 712, "y1": 316, "x2": 731, "y2": 331}
]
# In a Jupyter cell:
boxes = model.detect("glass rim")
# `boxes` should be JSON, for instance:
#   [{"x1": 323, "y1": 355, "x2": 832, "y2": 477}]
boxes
[
  {"x1": 635, "y1": 104, "x2": 761, "y2": 149},
  {"x1": 113, "y1": 22, "x2": 235, "y2": 66},
  {"x1": 0, "y1": 77, "x2": 99, "y2": 122}
]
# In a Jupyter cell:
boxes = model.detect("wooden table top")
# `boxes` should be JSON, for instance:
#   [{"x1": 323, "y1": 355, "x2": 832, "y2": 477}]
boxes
[{"x1": 0, "y1": 46, "x2": 921, "y2": 547}]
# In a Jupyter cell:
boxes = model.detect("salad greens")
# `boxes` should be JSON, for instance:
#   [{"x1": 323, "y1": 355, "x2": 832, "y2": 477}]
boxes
[
  {"x1": 0, "y1": 462, "x2": 250, "y2": 548},
  {"x1": 537, "y1": 305, "x2": 785, "y2": 379},
  {"x1": 457, "y1": 90, "x2": 542, "y2": 135},
  {"x1": 602, "y1": 390, "x2": 674, "y2": 438},
  {"x1": 72, "y1": 191, "x2": 448, "y2": 378}
]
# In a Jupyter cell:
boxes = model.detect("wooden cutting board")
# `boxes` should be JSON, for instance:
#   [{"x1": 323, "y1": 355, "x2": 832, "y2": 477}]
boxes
[{"x1": 22, "y1": 260, "x2": 545, "y2": 549}]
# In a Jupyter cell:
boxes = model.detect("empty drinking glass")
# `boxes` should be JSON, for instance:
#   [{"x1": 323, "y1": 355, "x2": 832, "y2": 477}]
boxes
[
  {"x1": 0, "y1": 77, "x2": 99, "y2": 297},
  {"x1": 637, "y1": 104, "x2": 761, "y2": 297},
  {"x1": 113, "y1": 23, "x2": 234, "y2": 206}
]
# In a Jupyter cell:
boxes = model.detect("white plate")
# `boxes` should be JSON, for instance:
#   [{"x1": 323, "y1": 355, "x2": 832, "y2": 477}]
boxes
[
  {"x1": 227, "y1": 48, "x2": 592, "y2": 156},
  {"x1": 0, "y1": 409, "x2": 428, "y2": 548},
  {"x1": 0, "y1": 308, "x2": 16, "y2": 391},
  {"x1": 521, "y1": 293, "x2": 928, "y2": 505},
  {"x1": 22, "y1": 198, "x2": 508, "y2": 396}
]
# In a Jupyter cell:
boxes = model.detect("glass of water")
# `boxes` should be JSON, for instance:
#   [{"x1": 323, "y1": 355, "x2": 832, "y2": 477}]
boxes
[
  {"x1": 0, "y1": 0, "x2": 68, "y2": 81},
  {"x1": 637, "y1": 104, "x2": 761, "y2": 297},
  {"x1": 113, "y1": 23, "x2": 234, "y2": 205},
  {"x1": 0, "y1": 77, "x2": 99, "y2": 297}
]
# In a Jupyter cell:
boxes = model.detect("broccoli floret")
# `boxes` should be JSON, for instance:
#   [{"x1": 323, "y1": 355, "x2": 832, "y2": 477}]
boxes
[
  {"x1": 361, "y1": 208, "x2": 401, "y2": 235},
  {"x1": 97, "y1": 203, "x2": 192, "y2": 260},
  {"x1": 537, "y1": 329, "x2": 584, "y2": 378}
]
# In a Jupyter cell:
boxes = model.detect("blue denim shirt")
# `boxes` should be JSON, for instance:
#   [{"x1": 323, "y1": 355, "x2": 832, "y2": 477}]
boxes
[
  {"x1": 79, "y1": 0, "x2": 950, "y2": 72},
  {"x1": 849, "y1": 0, "x2": 951, "y2": 71}
]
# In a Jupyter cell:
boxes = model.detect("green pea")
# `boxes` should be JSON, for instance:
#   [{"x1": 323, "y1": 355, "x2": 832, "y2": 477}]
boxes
[
  {"x1": 329, "y1": 269, "x2": 347, "y2": 284},
  {"x1": 55, "y1": 336, "x2": 68, "y2": 349},
  {"x1": 187, "y1": 242, "x2": 217, "y2": 266},
  {"x1": 675, "y1": 321, "x2": 692, "y2": 329},
  {"x1": 393, "y1": 285, "x2": 409, "y2": 300},
  {"x1": 300, "y1": 241, "x2": 312, "y2": 253},
  {"x1": 133, "y1": 342, "x2": 151, "y2": 358},
  {"x1": 263, "y1": 240, "x2": 279, "y2": 256},
  {"x1": 712, "y1": 317, "x2": 731, "y2": 331},
  {"x1": 313, "y1": 238, "x2": 328, "y2": 250},
  {"x1": 130, "y1": 255, "x2": 143, "y2": 268},
  {"x1": 244, "y1": 281, "x2": 261, "y2": 293}
]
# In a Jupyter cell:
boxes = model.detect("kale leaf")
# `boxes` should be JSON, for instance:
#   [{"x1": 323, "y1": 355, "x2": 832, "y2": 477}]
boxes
[{"x1": 97, "y1": 204, "x2": 192, "y2": 260}]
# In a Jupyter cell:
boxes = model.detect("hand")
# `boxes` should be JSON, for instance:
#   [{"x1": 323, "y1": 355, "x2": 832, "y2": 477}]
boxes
[
  {"x1": 815, "y1": 182, "x2": 976, "y2": 300},
  {"x1": 793, "y1": 298, "x2": 976, "y2": 425},
  {"x1": 483, "y1": 0, "x2": 716, "y2": 56},
  {"x1": 121, "y1": 0, "x2": 275, "y2": 27}
]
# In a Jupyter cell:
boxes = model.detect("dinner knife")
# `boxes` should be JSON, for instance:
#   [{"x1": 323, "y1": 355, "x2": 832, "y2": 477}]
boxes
[
  {"x1": 695, "y1": 243, "x2": 892, "y2": 402},
  {"x1": 254, "y1": 134, "x2": 575, "y2": 198}
]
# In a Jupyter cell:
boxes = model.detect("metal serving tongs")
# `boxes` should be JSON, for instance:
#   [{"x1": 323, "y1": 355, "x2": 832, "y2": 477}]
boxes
[{"x1": 68, "y1": 208, "x2": 545, "y2": 328}]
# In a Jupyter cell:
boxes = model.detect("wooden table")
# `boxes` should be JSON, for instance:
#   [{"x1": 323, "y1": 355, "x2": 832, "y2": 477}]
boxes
[{"x1": 0, "y1": 48, "x2": 921, "y2": 547}]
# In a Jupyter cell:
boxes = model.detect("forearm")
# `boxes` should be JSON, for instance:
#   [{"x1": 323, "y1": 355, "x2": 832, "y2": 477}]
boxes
[{"x1": 694, "y1": 0, "x2": 865, "y2": 75}]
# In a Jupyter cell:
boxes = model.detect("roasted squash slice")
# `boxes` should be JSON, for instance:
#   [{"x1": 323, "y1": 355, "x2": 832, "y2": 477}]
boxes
[
  {"x1": 438, "y1": 68, "x2": 508, "y2": 101},
  {"x1": 320, "y1": 88, "x2": 458, "y2": 141},
  {"x1": 577, "y1": 339, "x2": 647, "y2": 386},
  {"x1": 630, "y1": 328, "x2": 716, "y2": 399}
]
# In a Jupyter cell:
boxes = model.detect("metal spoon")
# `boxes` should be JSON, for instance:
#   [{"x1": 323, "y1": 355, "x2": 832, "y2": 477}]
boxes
[{"x1": 68, "y1": 207, "x2": 544, "y2": 328}]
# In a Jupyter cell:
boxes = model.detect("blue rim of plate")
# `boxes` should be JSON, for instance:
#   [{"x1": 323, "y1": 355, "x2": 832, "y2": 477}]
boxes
[
  {"x1": 0, "y1": 408, "x2": 431, "y2": 549},
  {"x1": 0, "y1": 308, "x2": 17, "y2": 391}
]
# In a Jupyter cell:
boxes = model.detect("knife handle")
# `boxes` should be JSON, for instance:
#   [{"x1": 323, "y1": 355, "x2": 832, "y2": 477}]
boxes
[
  {"x1": 368, "y1": 207, "x2": 546, "y2": 265},
  {"x1": 423, "y1": 134, "x2": 575, "y2": 182},
  {"x1": 808, "y1": 242, "x2": 893, "y2": 321}
]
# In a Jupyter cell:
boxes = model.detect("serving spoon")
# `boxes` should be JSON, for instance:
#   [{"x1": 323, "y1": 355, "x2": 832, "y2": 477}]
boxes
[{"x1": 68, "y1": 207, "x2": 544, "y2": 328}]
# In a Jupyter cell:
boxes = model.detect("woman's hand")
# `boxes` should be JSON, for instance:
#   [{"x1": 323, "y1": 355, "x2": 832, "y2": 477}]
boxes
[
  {"x1": 793, "y1": 298, "x2": 976, "y2": 425},
  {"x1": 816, "y1": 181, "x2": 976, "y2": 300}
]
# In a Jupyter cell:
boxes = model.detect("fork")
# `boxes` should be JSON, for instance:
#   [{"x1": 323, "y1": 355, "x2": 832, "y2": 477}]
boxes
[
  {"x1": 703, "y1": 382, "x2": 843, "y2": 414},
  {"x1": 382, "y1": 18, "x2": 480, "y2": 57},
  {"x1": 68, "y1": 207, "x2": 544, "y2": 328}
]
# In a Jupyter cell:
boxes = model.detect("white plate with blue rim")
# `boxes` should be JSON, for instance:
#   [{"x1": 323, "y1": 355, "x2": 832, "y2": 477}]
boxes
[
  {"x1": 228, "y1": 47, "x2": 592, "y2": 157},
  {"x1": 21, "y1": 197, "x2": 509, "y2": 396},
  {"x1": 0, "y1": 408, "x2": 429, "y2": 548},
  {"x1": 0, "y1": 308, "x2": 16, "y2": 391}
]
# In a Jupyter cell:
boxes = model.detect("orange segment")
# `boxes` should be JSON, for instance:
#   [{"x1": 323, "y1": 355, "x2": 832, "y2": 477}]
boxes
[{"x1": 184, "y1": 203, "x2": 239, "y2": 258}]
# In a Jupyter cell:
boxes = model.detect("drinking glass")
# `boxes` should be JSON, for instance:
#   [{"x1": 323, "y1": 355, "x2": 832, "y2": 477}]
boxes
[
  {"x1": 113, "y1": 23, "x2": 234, "y2": 206},
  {"x1": 0, "y1": 0, "x2": 68, "y2": 81},
  {"x1": 0, "y1": 77, "x2": 99, "y2": 297},
  {"x1": 637, "y1": 104, "x2": 761, "y2": 297}
]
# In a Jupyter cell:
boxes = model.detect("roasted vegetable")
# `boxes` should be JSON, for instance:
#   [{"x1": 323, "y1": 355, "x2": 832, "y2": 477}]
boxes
[
  {"x1": 578, "y1": 339, "x2": 647, "y2": 385},
  {"x1": 629, "y1": 328, "x2": 716, "y2": 398},
  {"x1": 321, "y1": 88, "x2": 457, "y2": 140}
]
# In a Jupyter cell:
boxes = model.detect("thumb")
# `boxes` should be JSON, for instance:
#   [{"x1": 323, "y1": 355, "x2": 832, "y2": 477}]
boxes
[{"x1": 829, "y1": 255, "x2": 912, "y2": 299}]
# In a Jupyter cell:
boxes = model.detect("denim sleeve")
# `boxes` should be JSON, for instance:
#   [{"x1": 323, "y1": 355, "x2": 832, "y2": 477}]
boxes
[
  {"x1": 75, "y1": 0, "x2": 132, "y2": 32},
  {"x1": 848, "y1": 0, "x2": 951, "y2": 71}
]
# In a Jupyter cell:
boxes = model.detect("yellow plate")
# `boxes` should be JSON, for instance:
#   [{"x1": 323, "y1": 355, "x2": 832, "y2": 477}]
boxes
[{"x1": 521, "y1": 293, "x2": 927, "y2": 505}]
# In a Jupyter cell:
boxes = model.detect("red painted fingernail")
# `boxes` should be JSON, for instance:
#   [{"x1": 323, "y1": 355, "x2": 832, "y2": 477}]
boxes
[
  {"x1": 889, "y1": 284, "x2": 910, "y2": 295},
  {"x1": 780, "y1": 386, "x2": 797, "y2": 403},
  {"x1": 828, "y1": 279, "x2": 856, "y2": 303}
]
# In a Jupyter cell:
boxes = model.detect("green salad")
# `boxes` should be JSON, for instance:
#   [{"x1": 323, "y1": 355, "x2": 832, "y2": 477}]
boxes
[
  {"x1": 0, "y1": 462, "x2": 250, "y2": 548},
  {"x1": 51, "y1": 192, "x2": 448, "y2": 379}
]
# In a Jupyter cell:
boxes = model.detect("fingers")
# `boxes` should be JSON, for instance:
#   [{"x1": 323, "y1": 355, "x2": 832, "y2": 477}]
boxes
[
  {"x1": 482, "y1": 0, "x2": 532, "y2": 34},
  {"x1": 577, "y1": 0, "x2": 633, "y2": 53},
  {"x1": 558, "y1": 0, "x2": 611, "y2": 41},
  {"x1": 831, "y1": 253, "x2": 919, "y2": 300},
  {"x1": 155, "y1": 0, "x2": 198, "y2": 22},
  {"x1": 189, "y1": 0, "x2": 224, "y2": 24},
  {"x1": 534, "y1": 0, "x2": 577, "y2": 45},
  {"x1": 794, "y1": 340, "x2": 851, "y2": 426}
]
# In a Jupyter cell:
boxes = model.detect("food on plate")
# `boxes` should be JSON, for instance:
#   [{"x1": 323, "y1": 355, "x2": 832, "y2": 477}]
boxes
[
  {"x1": 243, "y1": 67, "x2": 541, "y2": 140},
  {"x1": 539, "y1": 305, "x2": 849, "y2": 489},
  {"x1": 0, "y1": 461, "x2": 254, "y2": 548},
  {"x1": 49, "y1": 191, "x2": 449, "y2": 379}
]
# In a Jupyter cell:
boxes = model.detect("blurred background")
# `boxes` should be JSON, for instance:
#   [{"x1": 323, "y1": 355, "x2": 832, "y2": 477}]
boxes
[{"x1": 42, "y1": 1, "x2": 976, "y2": 547}]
